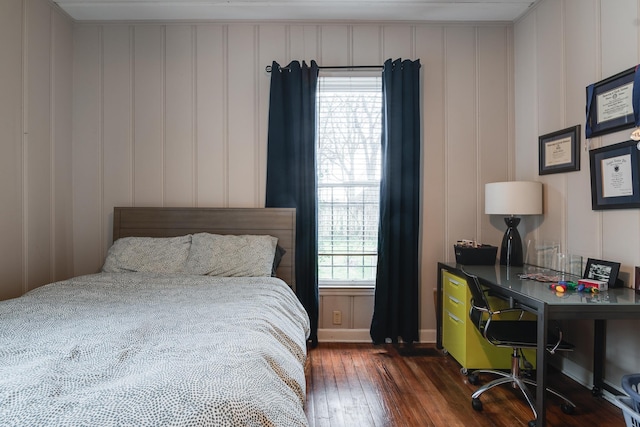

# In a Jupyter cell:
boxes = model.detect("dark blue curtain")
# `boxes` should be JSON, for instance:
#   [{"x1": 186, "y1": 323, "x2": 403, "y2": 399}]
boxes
[
  {"x1": 370, "y1": 58, "x2": 421, "y2": 344},
  {"x1": 265, "y1": 60, "x2": 319, "y2": 346}
]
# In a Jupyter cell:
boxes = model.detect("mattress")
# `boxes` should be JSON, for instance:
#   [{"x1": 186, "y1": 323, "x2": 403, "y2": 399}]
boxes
[{"x1": 0, "y1": 272, "x2": 310, "y2": 426}]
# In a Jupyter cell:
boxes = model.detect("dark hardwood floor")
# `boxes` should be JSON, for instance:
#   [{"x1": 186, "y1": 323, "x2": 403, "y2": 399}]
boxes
[{"x1": 305, "y1": 343, "x2": 625, "y2": 427}]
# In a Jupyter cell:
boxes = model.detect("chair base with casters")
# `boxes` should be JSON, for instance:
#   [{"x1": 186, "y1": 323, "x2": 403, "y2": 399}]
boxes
[
  {"x1": 468, "y1": 348, "x2": 576, "y2": 427},
  {"x1": 461, "y1": 271, "x2": 576, "y2": 427}
]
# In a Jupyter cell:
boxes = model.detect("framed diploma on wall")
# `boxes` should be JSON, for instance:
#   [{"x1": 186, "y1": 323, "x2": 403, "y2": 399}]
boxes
[
  {"x1": 589, "y1": 139, "x2": 640, "y2": 210},
  {"x1": 538, "y1": 125, "x2": 580, "y2": 175},
  {"x1": 585, "y1": 66, "x2": 636, "y2": 138}
]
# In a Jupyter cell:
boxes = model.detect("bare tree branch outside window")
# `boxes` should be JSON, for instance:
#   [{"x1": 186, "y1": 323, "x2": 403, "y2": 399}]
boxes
[{"x1": 317, "y1": 76, "x2": 382, "y2": 284}]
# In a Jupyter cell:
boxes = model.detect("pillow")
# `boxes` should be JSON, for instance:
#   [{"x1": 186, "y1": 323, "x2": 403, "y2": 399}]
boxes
[
  {"x1": 272, "y1": 244, "x2": 287, "y2": 277},
  {"x1": 102, "y1": 235, "x2": 192, "y2": 274},
  {"x1": 184, "y1": 233, "x2": 278, "y2": 277}
]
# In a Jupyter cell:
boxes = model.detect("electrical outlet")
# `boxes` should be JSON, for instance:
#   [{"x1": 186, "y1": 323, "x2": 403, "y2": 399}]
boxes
[{"x1": 332, "y1": 310, "x2": 342, "y2": 325}]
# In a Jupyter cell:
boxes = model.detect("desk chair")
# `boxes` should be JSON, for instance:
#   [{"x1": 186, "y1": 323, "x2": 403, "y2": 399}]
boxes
[{"x1": 462, "y1": 271, "x2": 575, "y2": 427}]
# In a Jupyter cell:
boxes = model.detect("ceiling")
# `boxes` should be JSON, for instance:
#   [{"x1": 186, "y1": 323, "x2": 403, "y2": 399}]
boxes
[{"x1": 54, "y1": 0, "x2": 539, "y2": 22}]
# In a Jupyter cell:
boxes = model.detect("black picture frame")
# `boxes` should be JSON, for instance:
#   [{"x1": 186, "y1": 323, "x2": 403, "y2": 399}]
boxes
[
  {"x1": 585, "y1": 66, "x2": 636, "y2": 138},
  {"x1": 589, "y1": 139, "x2": 640, "y2": 210},
  {"x1": 538, "y1": 125, "x2": 581, "y2": 175},
  {"x1": 583, "y1": 258, "x2": 621, "y2": 288}
]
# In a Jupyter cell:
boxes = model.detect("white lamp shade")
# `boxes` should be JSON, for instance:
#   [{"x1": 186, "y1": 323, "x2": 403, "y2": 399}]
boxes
[{"x1": 485, "y1": 181, "x2": 543, "y2": 215}]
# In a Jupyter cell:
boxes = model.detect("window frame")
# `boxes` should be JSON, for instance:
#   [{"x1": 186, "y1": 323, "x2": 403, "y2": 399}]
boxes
[{"x1": 315, "y1": 72, "x2": 382, "y2": 288}]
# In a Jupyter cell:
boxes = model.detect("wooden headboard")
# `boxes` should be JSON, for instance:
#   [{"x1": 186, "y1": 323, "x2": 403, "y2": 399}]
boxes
[{"x1": 113, "y1": 207, "x2": 296, "y2": 290}]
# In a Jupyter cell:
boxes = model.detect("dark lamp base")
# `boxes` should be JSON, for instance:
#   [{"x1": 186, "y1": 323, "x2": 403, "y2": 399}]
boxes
[{"x1": 499, "y1": 217, "x2": 523, "y2": 267}]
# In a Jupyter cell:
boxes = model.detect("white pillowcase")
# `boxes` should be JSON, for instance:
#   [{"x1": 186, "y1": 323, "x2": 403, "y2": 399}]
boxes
[
  {"x1": 102, "y1": 235, "x2": 192, "y2": 273},
  {"x1": 184, "y1": 233, "x2": 278, "y2": 277}
]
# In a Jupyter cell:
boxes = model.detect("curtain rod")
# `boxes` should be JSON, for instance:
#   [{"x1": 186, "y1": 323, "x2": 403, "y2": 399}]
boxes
[{"x1": 265, "y1": 64, "x2": 383, "y2": 73}]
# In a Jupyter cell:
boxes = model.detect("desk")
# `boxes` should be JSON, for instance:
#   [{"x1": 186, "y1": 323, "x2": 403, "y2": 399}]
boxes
[{"x1": 436, "y1": 262, "x2": 640, "y2": 427}]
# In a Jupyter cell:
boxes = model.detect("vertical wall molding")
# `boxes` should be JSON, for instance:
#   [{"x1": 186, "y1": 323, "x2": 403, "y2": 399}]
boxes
[
  {"x1": 506, "y1": 25, "x2": 514, "y2": 189},
  {"x1": 560, "y1": 0, "x2": 569, "y2": 252},
  {"x1": 474, "y1": 27, "x2": 481, "y2": 238},
  {"x1": 222, "y1": 24, "x2": 229, "y2": 207},
  {"x1": 49, "y1": 7, "x2": 56, "y2": 282},
  {"x1": 130, "y1": 25, "x2": 136, "y2": 206},
  {"x1": 191, "y1": 24, "x2": 197, "y2": 207},
  {"x1": 98, "y1": 25, "x2": 105, "y2": 260},
  {"x1": 594, "y1": 0, "x2": 603, "y2": 257},
  {"x1": 21, "y1": 0, "x2": 29, "y2": 293},
  {"x1": 442, "y1": 27, "x2": 450, "y2": 257},
  {"x1": 347, "y1": 25, "x2": 353, "y2": 65},
  {"x1": 161, "y1": 25, "x2": 166, "y2": 207},
  {"x1": 531, "y1": 9, "x2": 542, "y2": 247},
  {"x1": 253, "y1": 24, "x2": 261, "y2": 207}
]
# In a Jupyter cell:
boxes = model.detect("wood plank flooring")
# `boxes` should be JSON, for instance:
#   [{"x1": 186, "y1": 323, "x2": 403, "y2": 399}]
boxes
[{"x1": 305, "y1": 343, "x2": 626, "y2": 427}]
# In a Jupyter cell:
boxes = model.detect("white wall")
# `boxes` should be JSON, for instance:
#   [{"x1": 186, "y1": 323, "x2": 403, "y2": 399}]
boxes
[
  {"x1": 2, "y1": 0, "x2": 636, "y2": 397},
  {"x1": 515, "y1": 0, "x2": 640, "y2": 388},
  {"x1": 0, "y1": 0, "x2": 74, "y2": 300},
  {"x1": 70, "y1": 21, "x2": 515, "y2": 340}
]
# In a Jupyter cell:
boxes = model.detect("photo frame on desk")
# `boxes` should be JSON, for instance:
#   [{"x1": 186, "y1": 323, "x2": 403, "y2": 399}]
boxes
[
  {"x1": 584, "y1": 258, "x2": 621, "y2": 288},
  {"x1": 539, "y1": 125, "x2": 581, "y2": 175},
  {"x1": 586, "y1": 66, "x2": 636, "y2": 138},
  {"x1": 589, "y1": 139, "x2": 640, "y2": 210}
]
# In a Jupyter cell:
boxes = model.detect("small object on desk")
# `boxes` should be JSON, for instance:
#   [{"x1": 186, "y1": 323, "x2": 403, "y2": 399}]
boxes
[
  {"x1": 457, "y1": 239, "x2": 479, "y2": 247},
  {"x1": 559, "y1": 281, "x2": 578, "y2": 290},
  {"x1": 454, "y1": 243, "x2": 498, "y2": 265},
  {"x1": 519, "y1": 272, "x2": 561, "y2": 282},
  {"x1": 578, "y1": 278, "x2": 608, "y2": 291}
]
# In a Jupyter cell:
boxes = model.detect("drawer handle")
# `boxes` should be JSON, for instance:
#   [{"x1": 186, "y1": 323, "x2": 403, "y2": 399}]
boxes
[
  {"x1": 447, "y1": 295, "x2": 461, "y2": 305},
  {"x1": 446, "y1": 311, "x2": 462, "y2": 324},
  {"x1": 449, "y1": 277, "x2": 462, "y2": 286}
]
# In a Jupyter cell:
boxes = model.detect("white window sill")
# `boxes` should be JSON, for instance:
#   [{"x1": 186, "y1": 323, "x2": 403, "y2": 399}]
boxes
[{"x1": 318, "y1": 286, "x2": 375, "y2": 296}]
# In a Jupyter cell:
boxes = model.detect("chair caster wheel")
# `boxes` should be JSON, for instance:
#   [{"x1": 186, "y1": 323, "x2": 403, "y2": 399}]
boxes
[
  {"x1": 561, "y1": 403, "x2": 575, "y2": 415},
  {"x1": 471, "y1": 397, "x2": 483, "y2": 411},
  {"x1": 527, "y1": 420, "x2": 536, "y2": 427},
  {"x1": 468, "y1": 374, "x2": 479, "y2": 385}
]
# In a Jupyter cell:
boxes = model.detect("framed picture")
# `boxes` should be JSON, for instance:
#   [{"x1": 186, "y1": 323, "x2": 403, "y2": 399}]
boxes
[
  {"x1": 538, "y1": 125, "x2": 581, "y2": 175},
  {"x1": 585, "y1": 66, "x2": 636, "y2": 138},
  {"x1": 583, "y1": 258, "x2": 621, "y2": 288},
  {"x1": 589, "y1": 139, "x2": 640, "y2": 210}
]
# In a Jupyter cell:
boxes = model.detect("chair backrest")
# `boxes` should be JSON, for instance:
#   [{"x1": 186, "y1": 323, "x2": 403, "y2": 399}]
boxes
[{"x1": 461, "y1": 270, "x2": 492, "y2": 332}]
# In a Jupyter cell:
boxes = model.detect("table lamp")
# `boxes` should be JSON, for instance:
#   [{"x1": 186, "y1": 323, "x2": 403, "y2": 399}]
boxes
[{"x1": 485, "y1": 181, "x2": 543, "y2": 267}]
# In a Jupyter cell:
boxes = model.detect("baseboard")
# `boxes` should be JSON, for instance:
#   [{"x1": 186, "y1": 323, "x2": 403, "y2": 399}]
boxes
[
  {"x1": 318, "y1": 328, "x2": 437, "y2": 343},
  {"x1": 419, "y1": 329, "x2": 436, "y2": 343},
  {"x1": 559, "y1": 355, "x2": 623, "y2": 400},
  {"x1": 557, "y1": 355, "x2": 593, "y2": 387}
]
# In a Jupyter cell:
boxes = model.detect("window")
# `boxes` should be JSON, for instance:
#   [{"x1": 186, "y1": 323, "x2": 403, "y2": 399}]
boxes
[{"x1": 316, "y1": 74, "x2": 382, "y2": 287}]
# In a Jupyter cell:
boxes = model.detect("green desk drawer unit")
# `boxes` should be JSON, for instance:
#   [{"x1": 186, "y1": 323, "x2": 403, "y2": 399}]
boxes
[{"x1": 441, "y1": 269, "x2": 535, "y2": 373}]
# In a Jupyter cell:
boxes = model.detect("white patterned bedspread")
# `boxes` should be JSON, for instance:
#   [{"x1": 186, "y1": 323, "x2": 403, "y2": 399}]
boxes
[{"x1": 0, "y1": 273, "x2": 310, "y2": 426}]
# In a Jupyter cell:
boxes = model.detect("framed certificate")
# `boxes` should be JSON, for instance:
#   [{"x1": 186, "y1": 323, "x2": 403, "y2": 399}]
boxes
[
  {"x1": 538, "y1": 125, "x2": 580, "y2": 175},
  {"x1": 586, "y1": 67, "x2": 636, "y2": 138},
  {"x1": 589, "y1": 139, "x2": 640, "y2": 210}
]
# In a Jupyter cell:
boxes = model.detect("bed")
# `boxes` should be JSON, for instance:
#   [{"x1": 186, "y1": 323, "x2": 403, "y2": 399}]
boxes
[{"x1": 0, "y1": 207, "x2": 310, "y2": 426}]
